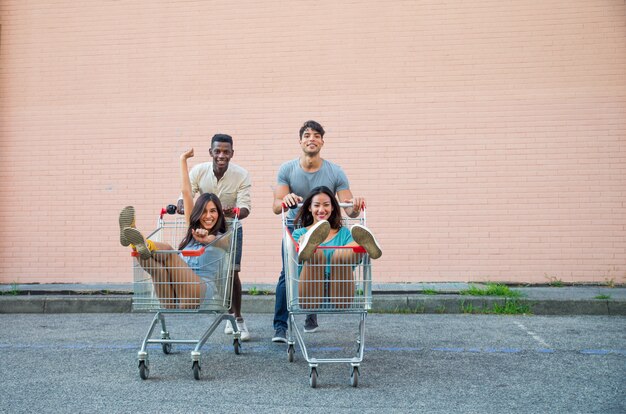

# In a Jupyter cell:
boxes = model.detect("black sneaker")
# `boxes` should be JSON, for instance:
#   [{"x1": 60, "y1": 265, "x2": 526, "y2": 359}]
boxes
[
  {"x1": 272, "y1": 328, "x2": 287, "y2": 343},
  {"x1": 304, "y1": 314, "x2": 318, "y2": 333}
]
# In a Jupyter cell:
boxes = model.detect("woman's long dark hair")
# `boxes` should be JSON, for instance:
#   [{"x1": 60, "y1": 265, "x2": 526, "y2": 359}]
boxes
[
  {"x1": 178, "y1": 193, "x2": 227, "y2": 249},
  {"x1": 294, "y1": 186, "x2": 343, "y2": 229}
]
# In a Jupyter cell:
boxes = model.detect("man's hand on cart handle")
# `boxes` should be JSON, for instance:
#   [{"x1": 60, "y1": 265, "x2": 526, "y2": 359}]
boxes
[
  {"x1": 223, "y1": 207, "x2": 241, "y2": 218},
  {"x1": 345, "y1": 197, "x2": 365, "y2": 215},
  {"x1": 176, "y1": 199, "x2": 185, "y2": 215},
  {"x1": 282, "y1": 193, "x2": 303, "y2": 211}
]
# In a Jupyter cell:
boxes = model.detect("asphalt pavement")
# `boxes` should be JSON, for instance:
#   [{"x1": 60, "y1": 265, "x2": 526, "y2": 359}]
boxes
[{"x1": 1, "y1": 313, "x2": 624, "y2": 413}]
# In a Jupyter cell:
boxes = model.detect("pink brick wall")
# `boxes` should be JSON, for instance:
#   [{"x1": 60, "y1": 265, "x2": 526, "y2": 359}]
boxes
[{"x1": 1, "y1": 1, "x2": 624, "y2": 285}]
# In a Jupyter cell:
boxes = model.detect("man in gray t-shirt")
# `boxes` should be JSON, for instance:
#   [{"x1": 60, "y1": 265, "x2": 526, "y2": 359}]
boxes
[
  {"x1": 277, "y1": 158, "x2": 350, "y2": 221},
  {"x1": 271, "y1": 120, "x2": 365, "y2": 343}
]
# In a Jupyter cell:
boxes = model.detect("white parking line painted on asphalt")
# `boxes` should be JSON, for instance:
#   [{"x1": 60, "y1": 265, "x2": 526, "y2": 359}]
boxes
[{"x1": 513, "y1": 320, "x2": 551, "y2": 348}]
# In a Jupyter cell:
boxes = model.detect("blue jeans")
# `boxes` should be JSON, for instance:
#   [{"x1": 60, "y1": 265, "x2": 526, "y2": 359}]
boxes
[
  {"x1": 273, "y1": 237, "x2": 289, "y2": 331},
  {"x1": 273, "y1": 226, "x2": 315, "y2": 331},
  {"x1": 234, "y1": 225, "x2": 243, "y2": 272}
]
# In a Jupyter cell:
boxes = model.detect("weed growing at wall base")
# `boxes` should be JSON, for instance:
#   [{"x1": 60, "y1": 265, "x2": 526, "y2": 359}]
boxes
[
  {"x1": 545, "y1": 274, "x2": 564, "y2": 287},
  {"x1": 0, "y1": 281, "x2": 20, "y2": 296},
  {"x1": 460, "y1": 283, "x2": 521, "y2": 298},
  {"x1": 460, "y1": 299, "x2": 532, "y2": 315}
]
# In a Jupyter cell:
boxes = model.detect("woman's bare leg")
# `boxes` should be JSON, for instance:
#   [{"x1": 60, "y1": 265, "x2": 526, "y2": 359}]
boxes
[
  {"x1": 138, "y1": 257, "x2": 176, "y2": 308},
  {"x1": 298, "y1": 250, "x2": 325, "y2": 309},
  {"x1": 142, "y1": 241, "x2": 206, "y2": 309},
  {"x1": 330, "y1": 244, "x2": 359, "y2": 309}
]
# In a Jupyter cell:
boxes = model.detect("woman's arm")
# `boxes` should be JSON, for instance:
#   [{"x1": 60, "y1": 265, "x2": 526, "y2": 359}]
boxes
[
  {"x1": 192, "y1": 228, "x2": 231, "y2": 251},
  {"x1": 180, "y1": 148, "x2": 195, "y2": 226}
]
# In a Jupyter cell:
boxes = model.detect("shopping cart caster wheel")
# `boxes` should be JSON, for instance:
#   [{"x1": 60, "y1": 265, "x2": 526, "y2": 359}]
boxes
[
  {"x1": 350, "y1": 367, "x2": 359, "y2": 387},
  {"x1": 233, "y1": 338, "x2": 241, "y2": 355},
  {"x1": 192, "y1": 361, "x2": 201, "y2": 380},
  {"x1": 162, "y1": 343, "x2": 172, "y2": 354},
  {"x1": 287, "y1": 344, "x2": 295, "y2": 362},
  {"x1": 138, "y1": 361, "x2": 149, "y2": 380},
  {"x1": 309, "y1": 367, "x2": 318, "y2": 388}
]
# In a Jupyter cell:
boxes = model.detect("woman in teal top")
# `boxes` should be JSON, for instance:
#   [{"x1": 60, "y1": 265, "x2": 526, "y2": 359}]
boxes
[
  {"x1": 291, "y1": 186, "x2": 382, "y2": 309},
  {"x1": 119, "y1": 149, "x2": 229, "y2": 309}
]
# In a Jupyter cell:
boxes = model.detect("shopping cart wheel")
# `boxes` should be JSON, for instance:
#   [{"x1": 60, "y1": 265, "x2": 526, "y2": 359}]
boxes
[
  {"x1": 192, "y1": 361, "x2": 201, "y2": 380},
  {"x1": 287, "y1": 344, "x2": 295, "y2": 362},
  {"x1": 233, "y1": 338, "x2": 241, "y2": 355},
  {"x1": 162, "y1": 343, "x2": 172, "y2": 354},
  {"x1": 309, "y1": 367, "x2": 318, "y2": 388},
  {"x1": 350, "y1": 366, "x2": 359, "y2": 387},
  {"x1": 138, "y1": 361, "x2": 149, "y2": 380}
]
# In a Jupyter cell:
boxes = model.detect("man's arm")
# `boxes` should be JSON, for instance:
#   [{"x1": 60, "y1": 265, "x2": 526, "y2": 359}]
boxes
[
  {"x1": 337, "y1": 189, "x2": 365, "y2": 218},
  {"x1": 273, "y1": 184, "x2": 302, "y2": 214},
  {"x1": 227, "y1": 172, "x2": 251, "y2": 219}
]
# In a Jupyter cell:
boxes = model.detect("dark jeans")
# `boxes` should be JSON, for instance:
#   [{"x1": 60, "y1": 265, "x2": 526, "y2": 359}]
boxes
[
  {"x1": 273, "y1": 233, "x2": 289, "y2": 330},
  {"x1": 273, "y1": 226, "x2": 315, "y2": 331}
]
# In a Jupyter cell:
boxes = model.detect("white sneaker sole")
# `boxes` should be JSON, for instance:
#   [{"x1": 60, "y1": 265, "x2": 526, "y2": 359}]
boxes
[
  {"x1": 123, "y1": 227, "x2": 152, "y2": 260},
  {"x1": 119, "y1": 206, "x2": 135, "y2": 246},
  {"x1": 351, "y1": 224, "x2": 382, "y2": 259},
  {"x1": 298, "y1": 220, "x2": 330, "y2": 262}
]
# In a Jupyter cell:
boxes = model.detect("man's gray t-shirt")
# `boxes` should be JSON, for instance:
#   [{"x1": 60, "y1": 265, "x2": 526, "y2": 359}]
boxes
[{"x1": 277, "y1": 158, "x2": 350, "y2": 220}]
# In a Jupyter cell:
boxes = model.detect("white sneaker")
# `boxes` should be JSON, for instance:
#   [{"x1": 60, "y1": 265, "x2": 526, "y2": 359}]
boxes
[
  {"x1": 236, "y1": 319, "x2": 250, "y2": 342},
  {"x1": 298, "y1": 220, "x2": 330, "y2": 262},
  {"x1": 224, "y1": 318, "x2": 234, "y2": 334},
  {"x1": 351, "y1": 224, "x2": 382, "y2": 259}
]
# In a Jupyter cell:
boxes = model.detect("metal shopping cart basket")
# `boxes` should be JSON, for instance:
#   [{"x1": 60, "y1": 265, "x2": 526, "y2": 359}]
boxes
[
  {"x1": 283, "y1": 203, "x2": 373, "y2": 388},
  {"x1": 132, "y1": 208, "x2": 241, "y2": 380}
]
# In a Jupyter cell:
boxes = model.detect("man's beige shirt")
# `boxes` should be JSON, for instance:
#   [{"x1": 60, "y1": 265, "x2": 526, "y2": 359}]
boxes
[{"x1": 186, "y1": 162, "x2": 252, "y2": 212}]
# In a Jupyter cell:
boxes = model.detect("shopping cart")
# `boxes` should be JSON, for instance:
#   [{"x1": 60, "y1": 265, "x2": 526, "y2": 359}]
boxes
[
  {"x1": 283, "y1": 203, "x2": 373, "y2": 388},
  {"x1": 132, "y1": 208, "x2": 241, "y2": 380}
]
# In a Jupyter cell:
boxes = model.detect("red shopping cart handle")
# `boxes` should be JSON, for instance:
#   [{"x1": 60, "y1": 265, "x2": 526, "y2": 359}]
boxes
[{"x1": 180, "y1": 247, "x2": 205, "y2": 256}]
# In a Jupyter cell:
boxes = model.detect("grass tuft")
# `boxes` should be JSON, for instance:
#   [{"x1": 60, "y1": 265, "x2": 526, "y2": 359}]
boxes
[
  {"x1": 459, "y1": 299, "x2": 531, "y2": 315},
  {"x1": 460, "y1": 283, "x2": 521, "y2": 298},
  {"x1": 545, "y1": 274, "x2": 564, "y2": 287},
  {"x1": 1, "y1": 282, "x2": 20, "y2": 296}
]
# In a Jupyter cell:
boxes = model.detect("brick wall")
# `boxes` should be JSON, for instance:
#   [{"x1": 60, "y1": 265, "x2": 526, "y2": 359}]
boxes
[{"x1": 1, "y1": 1, "x2": 624, "y2": 285}]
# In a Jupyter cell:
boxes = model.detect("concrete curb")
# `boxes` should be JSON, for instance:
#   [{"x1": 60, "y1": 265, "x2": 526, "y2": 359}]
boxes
[{"x1": 2, "y1": 293, "x2": 624, "y2": 315}]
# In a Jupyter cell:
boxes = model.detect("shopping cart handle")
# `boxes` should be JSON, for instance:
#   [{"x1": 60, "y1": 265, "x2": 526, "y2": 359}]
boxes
[
  {"x1": 132, "y1": 248, "x2": 206, "y2": 257},
  {"x1": 180, "y1": 247, "x2": 206, "y2": 257},
  {"x1": 310, "y1": 245, "x2": 367, "y2": 253},
  {"x1": 283, "y1": 202, "x2": 361, "y2": 209},
  {"x1": 281, "y1": 202, "x2": 298, "y2": 210}
]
